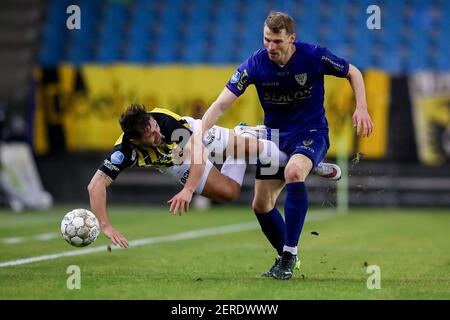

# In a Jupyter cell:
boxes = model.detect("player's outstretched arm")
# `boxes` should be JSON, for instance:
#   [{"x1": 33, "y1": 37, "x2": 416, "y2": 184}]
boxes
[
  {"x1": 346, "y1": 64, "x2": 374, "y2": 137},
  {"x1": 87, "y1": 170, "x2": 129, "y2": 248},
  {"x1": 201, "y1": 87, "x2": 237, "y2": 133},
  {"x1": 168, "y1": 131, "x2": 207, "y2": 215}
]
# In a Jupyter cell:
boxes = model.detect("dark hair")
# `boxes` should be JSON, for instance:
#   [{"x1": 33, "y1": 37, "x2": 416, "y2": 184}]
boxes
[
  {"x1": 264, "y1": 11, "x2": 295, "y2": 35},
  {"x1": 119, "y1": 104, "x2": 152, "y2": 139}
]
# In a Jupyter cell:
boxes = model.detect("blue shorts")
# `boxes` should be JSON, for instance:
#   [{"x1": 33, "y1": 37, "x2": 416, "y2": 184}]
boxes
[{"x1": 256, "y1": 130, "x2": 330, "y2": 180}]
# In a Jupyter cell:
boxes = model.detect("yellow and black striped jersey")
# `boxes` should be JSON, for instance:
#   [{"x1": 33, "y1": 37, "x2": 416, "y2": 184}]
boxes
[{"x1": 98, "y1": 108, "x2": 192, "y2": 180}]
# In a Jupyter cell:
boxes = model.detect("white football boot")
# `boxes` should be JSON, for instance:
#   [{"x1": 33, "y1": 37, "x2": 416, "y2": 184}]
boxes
[{"x1": 311, "y1": 162, "x2": 342, "y2": 181}]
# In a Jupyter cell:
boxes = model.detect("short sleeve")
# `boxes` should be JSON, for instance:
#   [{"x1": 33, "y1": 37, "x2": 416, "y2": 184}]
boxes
[
  {"x1": 98, "y1": 139, "x2": 136, "y2": 180},
  {"x1": 317, "y1": 46, "x2": 349, "y2": 77},
  {"x1": 225, "y1": 55, "x2": 256, "y2": 97}
]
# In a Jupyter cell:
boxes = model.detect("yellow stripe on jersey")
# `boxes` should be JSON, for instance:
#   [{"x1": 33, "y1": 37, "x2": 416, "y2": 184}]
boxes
[
  {"x1": 150, "y1": 107, "x2": 190, "y2": 130},
  {"x1": 114, "y1": 133, "x2": 125, "y2": 146}
]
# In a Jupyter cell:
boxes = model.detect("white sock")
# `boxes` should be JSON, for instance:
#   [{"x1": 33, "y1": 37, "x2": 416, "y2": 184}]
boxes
[
  {"x1": 283, "y1": 245, "x2": 298, "y2": 255},
  {"x1": 259, "y1": 139, "x2": 289, "y2": 166},
  {"x1": 220, "y1": 156, "x2": 247, "y2": 186}
]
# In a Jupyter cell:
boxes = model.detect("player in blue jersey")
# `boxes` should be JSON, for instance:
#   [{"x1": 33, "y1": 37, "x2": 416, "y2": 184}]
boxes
[{"x1": 201, "y1": 12, "x2": 374, "y2": 279}]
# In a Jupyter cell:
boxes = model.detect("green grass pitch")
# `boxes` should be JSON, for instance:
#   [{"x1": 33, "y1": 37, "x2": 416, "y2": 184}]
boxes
[{"x1": 0, "y1": 206, "x2": 449, "y2": 299}]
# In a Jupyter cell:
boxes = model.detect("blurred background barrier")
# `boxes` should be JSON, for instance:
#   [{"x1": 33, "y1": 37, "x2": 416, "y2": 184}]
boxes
[
  {"x1": 0, "y1": 0, "x2": 449, "y2": 208},
  {"x1": 0, "y1": 143, "x2": 53, "y2": 212}
]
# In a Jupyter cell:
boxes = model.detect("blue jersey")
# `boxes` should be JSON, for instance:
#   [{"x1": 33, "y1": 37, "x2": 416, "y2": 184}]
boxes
[{"x1": 226, "y1": 41, "x2": 349, "y2": 141}]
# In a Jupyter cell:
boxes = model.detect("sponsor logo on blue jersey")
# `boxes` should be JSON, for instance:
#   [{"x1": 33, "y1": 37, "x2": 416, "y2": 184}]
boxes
[
  {"x1": 111, "y1": 151, "x2": 125, "y2": 165},
  {"x1": 237, "y1": 69, "x2": 249, "y2": 90},
  {"x1": 263, "y1": 88, "x2": 312, "y2": 103},
  {"x1": 230, "y1": 71, "x2": 241, "y2": 84},
  {"x1": 321, "y1": 56, "x2": 345, "y2": 71}
]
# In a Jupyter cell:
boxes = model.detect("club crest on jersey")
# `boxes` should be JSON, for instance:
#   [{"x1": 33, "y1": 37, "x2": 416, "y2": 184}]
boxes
[
  {"x1": 303, "y1": 139, "x2": 314, "y2": 146},
  {"x1": 111, "y1": 151, "x2": 125, "y2": 164},
  {"x1": 295, "y1": 73, "x2": 307, "y2": 86}
]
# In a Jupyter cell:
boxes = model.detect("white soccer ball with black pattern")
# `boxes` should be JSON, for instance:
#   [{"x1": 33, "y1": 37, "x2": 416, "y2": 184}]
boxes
[{"x1": 61, "y1": 209, "x2": 100, "y2": 247}]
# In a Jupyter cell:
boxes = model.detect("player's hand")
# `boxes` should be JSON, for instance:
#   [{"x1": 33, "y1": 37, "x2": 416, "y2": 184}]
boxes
[
  {"x1": 352, "y1": 106, "x2": 374, "y2": 137},
  {"x1": 168, "y1": 188, "x2": 193, "y2": 215},
  {"x1": 102, "y1": 225, "x2": 129, "y2": 248}
]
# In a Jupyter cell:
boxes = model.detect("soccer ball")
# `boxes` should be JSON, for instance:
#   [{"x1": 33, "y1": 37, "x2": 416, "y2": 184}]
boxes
[{"x1": 61, "y1": 209, "x2": 100, "y2": 247}]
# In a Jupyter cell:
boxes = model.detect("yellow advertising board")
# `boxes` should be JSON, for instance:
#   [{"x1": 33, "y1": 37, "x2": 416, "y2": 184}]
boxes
[{"x1": 34, "y1": 65, "x2": 389, "y2": 159}]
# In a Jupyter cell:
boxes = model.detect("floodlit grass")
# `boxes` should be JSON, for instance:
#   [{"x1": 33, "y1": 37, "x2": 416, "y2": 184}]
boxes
[{"x1": 0, "y1": 206, "x2": 449, "y2": 299}]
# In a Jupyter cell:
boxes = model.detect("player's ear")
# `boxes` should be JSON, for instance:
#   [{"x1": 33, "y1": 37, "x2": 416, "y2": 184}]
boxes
[{"x1": 290, "y1": 33, "x2": 296, "y2": 43}]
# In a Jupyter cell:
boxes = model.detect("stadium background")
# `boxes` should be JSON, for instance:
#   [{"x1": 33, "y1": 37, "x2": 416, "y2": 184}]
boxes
[{"x1": 0, "y1": 0, "x2": 449, "y2": 208}]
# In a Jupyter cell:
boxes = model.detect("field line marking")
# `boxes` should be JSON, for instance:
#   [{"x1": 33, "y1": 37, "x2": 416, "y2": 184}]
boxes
[
  {"x1": 0, "y1": 210, "x2": 341, "y2": 268},
  {"x1": 0, "y1": 237, "x2": 25, "y2": 244},
  {"x1": 0, "y1": 232, "x2": 59, "y2": 244},
  {"x1": 33, "y1": 233, "x2": 58, "y2": 241}
]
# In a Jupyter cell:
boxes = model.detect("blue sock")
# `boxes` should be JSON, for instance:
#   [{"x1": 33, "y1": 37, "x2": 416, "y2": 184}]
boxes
[
  {"x1": 284, "y1": 182, "x2": 308, "y2": 248},
  {"x1": 254, "y1": 207, "x2": 286, "y2": 256}
]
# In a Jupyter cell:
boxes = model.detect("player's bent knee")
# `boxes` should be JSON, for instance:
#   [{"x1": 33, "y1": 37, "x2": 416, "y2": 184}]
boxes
[
  {"x1": 252, "y1": 198, "x2": 275, "y2": 213},
  {"x1": 284, "y1": 164, "x2": 307, "y2": 182}
]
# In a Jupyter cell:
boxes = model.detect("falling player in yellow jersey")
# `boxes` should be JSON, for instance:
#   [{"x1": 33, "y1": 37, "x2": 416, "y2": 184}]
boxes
[{"x1": 87, "y1": 104, "x2": 340, "y2": 248}]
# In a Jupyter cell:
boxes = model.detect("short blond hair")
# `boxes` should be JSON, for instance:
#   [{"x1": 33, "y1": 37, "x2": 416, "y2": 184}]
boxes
[{"x1": 264, "y1": 11, "x2": 295, "y2": 34}]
